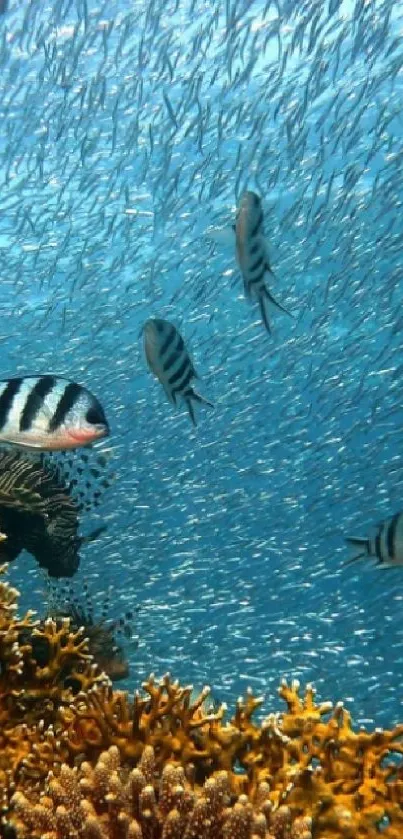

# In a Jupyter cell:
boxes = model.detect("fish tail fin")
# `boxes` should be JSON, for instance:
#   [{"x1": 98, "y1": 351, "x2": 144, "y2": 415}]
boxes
[
  {"x1": 185, "y1": 389, "x2": 214, "y2": 426},
  {"x1": 259, "y1": 294, "x2": 272, "y2": 333},
  {"x1": 263, "y1": 284, "x2": 293, "y2": 317},
  {"x1": 344, "y1": 536, "x2": 370, "y2": 565}
]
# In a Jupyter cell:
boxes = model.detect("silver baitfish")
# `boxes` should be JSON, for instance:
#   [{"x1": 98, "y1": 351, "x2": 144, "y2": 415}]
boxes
[
  {"x1": 346, "y1": 513, "x2": 403, "y2": 567},
  {"x1": 143, "y1": 318, "x2": 213, "y2": 426},
  {"x1": 235, "y1": 190, "x2": 292, "y2": 333},
  {"x1": 0, "y1": 375, "x2": 109, "y2": 450}
]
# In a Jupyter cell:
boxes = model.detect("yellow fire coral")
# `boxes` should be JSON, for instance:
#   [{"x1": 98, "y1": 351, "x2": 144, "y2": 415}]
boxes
[
  {"x1": 0, "y1": 565, "x2": 106, "y2": 812},
  {"x1": 1, "y1": 565, "x2": 403, "y2": 839}
]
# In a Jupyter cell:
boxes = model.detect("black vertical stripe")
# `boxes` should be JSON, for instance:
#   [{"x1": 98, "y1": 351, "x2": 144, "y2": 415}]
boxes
[
  {"x1": 249, "y1": 255, "x2": 265, "y2": 274},
  {"x1": 250, "y1": 209, "x2": 263, "y2": 238},
  {"x1": 160, "y1": 324, "x2": 177, "y2": 357},
  {"x1": 387, "y1": 514, "x2": 400, "y2": 560},
  {"x1": 48, "y1": 382, "x2": 83, "y2": 433},
  {"x1": 163, "y1": 336, "x2": 185, "y2": 372},
  {"x1": 0, "y1": 378, "x2": 23, "y2": 431},
  {"x1": 168, "y1": 355, "x2": 191, "y2": 386},
  {"x1": 19, "y1": 376, "x2": 56, "y2": 432},
  {"x1": 375, "y1": 532, "x2": 383, "y2": 563},
  {"x1": 247, "y1": 273, "x2": 265, "y2": 289},
  {"x1": 171, "y1": 369, "x2": 193, "y2": 402}
]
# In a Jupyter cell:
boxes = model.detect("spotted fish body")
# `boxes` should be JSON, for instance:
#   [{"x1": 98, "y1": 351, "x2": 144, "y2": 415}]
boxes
[
  {"x1": 144, "y1": 318, "x2": 213, "y2": 426},
  {"x1": 235, "y1": 190, "x2": 291, "y2": 332},
  {"x1": 346, "y1": 512, "x2": 403, "y2": 567},
  {"x1": 0, "y1": 376, "x2": 109, "y2": 450}
]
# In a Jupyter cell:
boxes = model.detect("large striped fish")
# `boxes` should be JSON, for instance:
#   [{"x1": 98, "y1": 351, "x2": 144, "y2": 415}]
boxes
[
  {"x1": 0, "y1": 376, "x2": 109, "y2": 451},
  {"x1": 235, "y1": 190, "x2": 292, "y2": 333},
  {"x1": 0, "y1": 448, "x2": 109, "y2": 577},
  {"x1": 346, "y1": 512, "x2": 403, "y2": 568},
  {"x1": 143, "y1": 318, "x2": 213, "y2": 426}
]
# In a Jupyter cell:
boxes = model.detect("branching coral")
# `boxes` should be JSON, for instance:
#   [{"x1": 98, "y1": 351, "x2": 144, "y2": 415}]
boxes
[
  {"x1": 0, "y1": 576, "x2": 103, "y2": 724},
  {"x1": 10, "y1": 744, "x2": 312, "y2": 839},
  {"x1": 0, "y1": 566, "x2": 107, "y2": 812},
  {"x1": 42, "y1": 581, "x2": 132, "y2": 683},
  {"x1": 1, "y1": 566, "x2": 403, "y2": 839}
]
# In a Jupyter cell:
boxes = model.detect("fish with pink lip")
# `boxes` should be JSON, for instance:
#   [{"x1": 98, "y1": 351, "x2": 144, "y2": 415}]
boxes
[{"x1": 0, "y1": 375, "x2": 109, "y2": 451}]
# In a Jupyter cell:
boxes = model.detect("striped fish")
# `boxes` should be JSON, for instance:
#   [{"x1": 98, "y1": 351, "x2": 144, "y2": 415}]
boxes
[
  {"x1": 0, "y1": 376, "x2": 109, "y2": 450},
  {"x1": 235, "y1": 190, "x2": 292, "y2": 332},
  {"x1": 346, "y1": 512, "x2": 403, "y2": 568},
  {"x1": 0, "y1": 448, "x2": 108, "y2": 577},
  {"x1": 143, "y1": 318, "x2": 213, "y2": 426}
]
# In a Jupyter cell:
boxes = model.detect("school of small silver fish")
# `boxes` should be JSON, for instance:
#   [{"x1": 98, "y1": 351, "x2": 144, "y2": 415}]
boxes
[{"x1": 1, "y1": 0, "x2": 403, "y2": 725}]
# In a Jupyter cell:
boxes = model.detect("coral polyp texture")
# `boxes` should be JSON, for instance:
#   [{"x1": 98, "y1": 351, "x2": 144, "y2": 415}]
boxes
[
  {"x1": 11, "y1": 744, "x2": 312, "y2": 839},
  {"x1": 0, "y1": 566, "x2": 403, "y2": 839}
]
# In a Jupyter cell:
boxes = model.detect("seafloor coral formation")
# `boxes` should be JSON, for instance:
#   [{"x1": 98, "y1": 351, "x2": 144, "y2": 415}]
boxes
[
  {"x1": 1, "y1": 565, "x2": 403, "y2": 839},
  {"x1": 43, "y1": 579, "x2": 133, "y2": 682}
]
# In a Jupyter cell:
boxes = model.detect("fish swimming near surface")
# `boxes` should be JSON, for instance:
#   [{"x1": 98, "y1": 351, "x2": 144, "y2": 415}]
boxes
[
  {"x1": 143, "y1": 318, "x2": 213, "y2": 426},
  {"x1": 234, "y1": 190, "x2": 292, "y2": 332},
  {"x1": 0, "y1": 375, "x2": 109, "y2": 450},
  {"x1": 0, "y1": 447, "x2": 112, "y2": 576},
  {"x1": 346, "y1": 512, "x2": 403, "y2": 567}
]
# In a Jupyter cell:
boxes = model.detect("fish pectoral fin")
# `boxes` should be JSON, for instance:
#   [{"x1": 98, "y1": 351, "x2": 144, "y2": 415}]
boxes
[
  {"x1": 186, "y1": 398, "x2": 197, "y2": 426},
  {"x1": 243, "y1": 277, "x2": 253, "y2": 299},
  {"x1": 258, "y1": 295, "x2": 272, "y2": 333},
  {"x1": 205, "y1": 225, "x2": 236, "y2": 249},
  {"x1": 190, "y1": 389, "x2": 214, "y2": 409},
  {"x1": 163, "y1": 384, "x2": 177, "y2": 405},
  {"x1": 185, "y1": 389, "x2": 214, "y2": 426}
]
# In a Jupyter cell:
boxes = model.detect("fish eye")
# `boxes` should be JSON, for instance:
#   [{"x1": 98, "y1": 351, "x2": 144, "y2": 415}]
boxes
[{"x1": 85, "y1": 406, "x2": 106, "y2": 426}]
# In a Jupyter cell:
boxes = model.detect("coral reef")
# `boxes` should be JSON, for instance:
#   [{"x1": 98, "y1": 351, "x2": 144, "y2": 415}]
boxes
[
  {"x1": 1, "y1": 565, "x2": 403, "y2": 839},
  {"x1": 11, "y1": 744, "x2": 312, "y2": 839},
  {"x1": 44, "y1": 579, "x2": 134, "y2": 682}
]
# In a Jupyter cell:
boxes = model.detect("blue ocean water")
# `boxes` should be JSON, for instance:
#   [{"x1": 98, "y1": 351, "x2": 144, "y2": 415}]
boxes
[{"x1": 1, "y1": 0, "x2": 403, "y2": 729}]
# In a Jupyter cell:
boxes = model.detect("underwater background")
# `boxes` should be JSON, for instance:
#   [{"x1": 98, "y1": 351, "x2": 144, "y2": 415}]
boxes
[{"x1": 1, "y1": 0, "x2": 402, "y2": 730}]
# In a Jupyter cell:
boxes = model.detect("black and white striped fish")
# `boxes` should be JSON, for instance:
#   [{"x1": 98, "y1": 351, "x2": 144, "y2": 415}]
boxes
[
  {"x1": 143, "y1": 318, "x2": 213, "y2": 426},
  {"x1": 346, "y1": 513, "x2": 403, "y2": 568},
  {"x1": 0, "y1": 376, "x2": 109, "y2": 450},
  {"x1": 235, "y1": 190, "x2": 292, "y2": 333}
]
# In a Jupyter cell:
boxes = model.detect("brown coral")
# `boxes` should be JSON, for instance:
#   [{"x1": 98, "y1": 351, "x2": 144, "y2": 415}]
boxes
[
  {"x1": 1, "y1": 565, "x2": 403, "y2": 839},
  {"x1": 10, "y1": 744, "x2": 311, "y2": 839},
  {"x1": 0, "y1": 566, "x2": 107, "y2": 813},
  {"x1": 42, "y1": 581, "x2": 133, "y2": 683}
]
